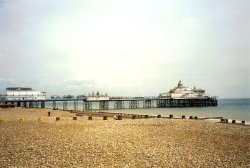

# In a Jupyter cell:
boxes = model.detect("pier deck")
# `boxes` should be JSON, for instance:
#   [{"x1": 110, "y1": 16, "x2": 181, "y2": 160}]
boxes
[{"x1": 1, "y1": 97, "x2": 217, "y2": 110}]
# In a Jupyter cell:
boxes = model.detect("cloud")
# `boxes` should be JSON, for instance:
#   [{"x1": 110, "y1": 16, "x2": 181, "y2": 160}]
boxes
[
  {"x1": 0, "y1": 78, "x2": 16, "y2": 93},
  {"x1": 0, "y1": 78, "x2": 15, "y2": 85}
]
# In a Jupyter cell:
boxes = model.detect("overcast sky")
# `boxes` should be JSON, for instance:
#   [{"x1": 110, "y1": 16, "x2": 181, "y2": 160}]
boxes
[{"x1": 0, "y1": 0, "x2": 249, "y2": 98}]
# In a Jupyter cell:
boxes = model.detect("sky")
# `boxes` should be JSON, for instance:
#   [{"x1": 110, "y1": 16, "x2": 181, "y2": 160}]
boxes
[{"x1": 0, "y1": 0, "x2": 249, "y2": 98}]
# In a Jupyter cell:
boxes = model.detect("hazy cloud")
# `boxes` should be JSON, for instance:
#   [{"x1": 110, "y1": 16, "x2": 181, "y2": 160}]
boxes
[{"x1": 0, "y1": 0, "x2": 249, "y2": 98}]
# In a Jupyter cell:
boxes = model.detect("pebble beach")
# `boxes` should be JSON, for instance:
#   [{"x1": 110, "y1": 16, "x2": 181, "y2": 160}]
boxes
[{"x1": 0, "y1": 108, "x2": 249, "y2": 167}]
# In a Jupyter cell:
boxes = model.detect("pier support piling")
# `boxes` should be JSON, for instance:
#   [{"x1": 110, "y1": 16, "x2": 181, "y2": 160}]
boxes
[
  {"x1": 85, "y1": 102, "x2": 92, "y2": 111},
  {"x1": 17, "y1": 102, "x2": 21, "y2": 107},
  {"x1": 63, "y1": 101, "x2": 67, "y2": 110},
  {"x1": 74, "y1": 100, "x2": 78, "y2": 111},
  {"x1": 144, "y1": 100, "x2": 152, "y2": 108},
  {"x1": 157, "y1": 99, "x2": 167, "y2": 108},
  {"x1": 29, "y1": 102, "x2": 33, "y2": 108},
  {"x1": 114, "y1": 101, "x2": 124, "y2": 109},
  {"x1": 41, "y1": 101, "x2": 45, "y2": 108},
  {"x1": 99, "y1": 101, "x2": 109, "y2": 110},
  {"x1": 23, "y1": 102, "x2": 27, "y2": 108},
  {"x1": 52, "y1": 101, "x2": 56, "y2": 109},
  {"x1": 34, "y1": 101, "x2": 39, "y2": 108},
  {"x1": 129, "y1": 100, "x2": 138, "y2": 109}
]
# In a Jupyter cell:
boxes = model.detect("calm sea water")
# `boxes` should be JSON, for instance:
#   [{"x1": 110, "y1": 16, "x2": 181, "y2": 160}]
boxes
[{"x1": 45, "y1": 99, "x2": 250, "y2": 124}]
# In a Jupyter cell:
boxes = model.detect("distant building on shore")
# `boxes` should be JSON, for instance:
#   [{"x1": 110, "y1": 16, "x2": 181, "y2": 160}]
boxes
[{"x1": 4, "y1": 87, "x2": 46, "y2": 101}]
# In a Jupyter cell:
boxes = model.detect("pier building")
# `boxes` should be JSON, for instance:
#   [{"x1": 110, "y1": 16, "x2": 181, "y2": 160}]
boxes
[
  {"x1": 159, "y1": 81, "x2": 209, "y2": 99},
  {"x1": 86, "y1": 92, "x2": 109, "y2": 101},
  {"x1": 4, "y1": 87, "x2": 46, "y2": 101}
]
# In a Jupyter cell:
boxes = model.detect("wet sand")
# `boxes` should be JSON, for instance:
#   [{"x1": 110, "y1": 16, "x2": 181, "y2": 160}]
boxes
[{"x1": 0, "y1": 108, "x2": 249, "y2": 167}]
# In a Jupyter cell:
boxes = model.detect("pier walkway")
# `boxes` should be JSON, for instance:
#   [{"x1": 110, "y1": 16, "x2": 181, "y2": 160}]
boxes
[{"x1": 1, "y1": 97, "x2": 217, "y2": 111}]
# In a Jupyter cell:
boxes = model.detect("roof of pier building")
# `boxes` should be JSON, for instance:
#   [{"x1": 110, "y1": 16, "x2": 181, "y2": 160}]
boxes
[{"x1": 6, "y1": 87, "x2": 33, "y2": 91}]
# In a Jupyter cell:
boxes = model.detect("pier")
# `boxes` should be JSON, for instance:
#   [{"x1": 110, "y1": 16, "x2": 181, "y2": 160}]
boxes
[
  {"x1": 1, "y1": 97, "x2": 217, "y2": 111},
  {"x1": 0, "y1": 81, "x2": 218, "y2": 111}
]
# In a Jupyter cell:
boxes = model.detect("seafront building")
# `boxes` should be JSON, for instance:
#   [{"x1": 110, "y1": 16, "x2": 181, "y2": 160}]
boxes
[{"x1": 4, "y1": 87, "x2": 46, "y2": 101}]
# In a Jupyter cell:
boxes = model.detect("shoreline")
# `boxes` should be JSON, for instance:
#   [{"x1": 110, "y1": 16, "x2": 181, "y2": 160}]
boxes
[
  {"x1": 64, "y1": 108, "x2": 250, "y2": 126},
  {"x1": 1, "y1": 106, "x2": 249, "y2": 125}
]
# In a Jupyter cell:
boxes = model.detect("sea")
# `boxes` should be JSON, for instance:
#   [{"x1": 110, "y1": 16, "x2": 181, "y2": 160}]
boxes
[{"x1": 45, "y1": 99, "x2": 250, "y2": 124}]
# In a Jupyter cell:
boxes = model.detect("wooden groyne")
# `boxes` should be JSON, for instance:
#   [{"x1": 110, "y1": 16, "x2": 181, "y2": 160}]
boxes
[{"x1": 67, "y1": 111, "x2": 248, "y2": 126}]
